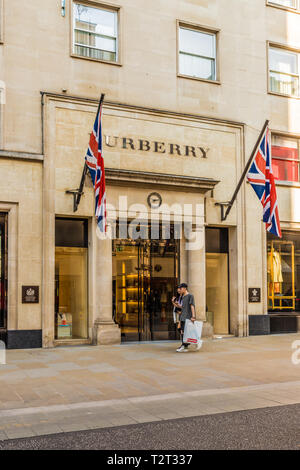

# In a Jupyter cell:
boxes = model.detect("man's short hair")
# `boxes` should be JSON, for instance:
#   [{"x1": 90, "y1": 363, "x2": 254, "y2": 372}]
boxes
[{"x1": 179, "y1": 283, "x2": 188, "y2": 289}]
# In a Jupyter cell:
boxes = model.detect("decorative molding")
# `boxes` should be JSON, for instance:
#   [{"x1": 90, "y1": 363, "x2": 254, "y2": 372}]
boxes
[
  {"x1": 40, "y1": 91, "x2": 246, "y2": 129},
  {"x1": 105, "y1": 168, "x2": 219, "y2": 193},
  {"x1": 0, "y1": 150, "x2": 44, "y2": 161}
]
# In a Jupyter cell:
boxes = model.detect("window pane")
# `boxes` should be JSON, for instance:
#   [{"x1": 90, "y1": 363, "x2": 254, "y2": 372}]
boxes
[
  {"x1": 272, "y1": 135, "x2": 299, "y2": 160},
  {"x1": 73, "y1": 3, "x2": 117, "y2": 61},
  {"x1": 206, "y1": 253, "x2": 229, "y2": 334},
  {"x1": 267, "y1": 231, "x2": 300, "y2": 313},
  {"x1": 269, "y1": 0, "x2": 297, "y2": 8},
  {"x1": 272, "y1": 135, "x2": 299, "y2": 182},
  {"x1": 269, "y1": 48, "x2": 298, "y2": 74},
  {"x1": 179, "y1": 28, "x2": 215, "y2": 58},
  {"x1": 55, "y1": 218, "x2": 88, "y2": 248},
  {"x1": 55, "y1": 247, "x2": 88, "y2": 339},
  {"x1": 74, "y1": 45, "x2": 116, "y2": 61},
  {"x1": 179, "y1": 52, "x2": 215, "y2": 80},
  {"x1": 272, "y1": 159, "x2": 299, "y2": 181},
  {"x1": 74, "y1": 3, "x2": 116, "y2": 37},
  {"x1": 270, "y1": 71, "x2": 299, "y2": 95},
  {"x1": 75, "y1": 30, "x2": 116, "y2": 52}
]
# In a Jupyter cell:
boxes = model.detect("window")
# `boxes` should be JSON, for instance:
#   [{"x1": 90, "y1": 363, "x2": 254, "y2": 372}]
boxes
[
  {"x1": 267, "y1": 0, "x2": 299, "y2": 10},
  {"x1": 55, "y1": 219, "x2": 88, "y2": 340},
  {"x1": 178, "y1": 25, "x2": 217, "y2": 81},
  {"x1": 206, "y1": 228, "x2": 229, "y2": 335},
  {"x1": 271, "y1": 134, "x2": 300, "y2": 182},
  {"x1": 269, "y1": 45, "x2": 299, "y2": 97},
  {"x1": 267, "y1": 231, "x2": 300, "y2": 313},
  {"x1": 73, "y1": 2, "x2": 118, "y2": 62}
]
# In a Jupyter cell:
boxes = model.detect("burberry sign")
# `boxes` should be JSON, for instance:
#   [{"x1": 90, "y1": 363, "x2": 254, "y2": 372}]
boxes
[{"x1": 104, "y1": 135, "x2": 209, "y2": 159}]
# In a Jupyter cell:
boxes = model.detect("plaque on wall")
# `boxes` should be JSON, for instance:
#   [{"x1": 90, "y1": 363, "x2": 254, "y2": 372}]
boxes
[
  {"x1": 22, "y1": 286, "x2": 39, "y2": 304},
  {"x1": 248, "y1": 288, "x2": 261, "y2": 303}
]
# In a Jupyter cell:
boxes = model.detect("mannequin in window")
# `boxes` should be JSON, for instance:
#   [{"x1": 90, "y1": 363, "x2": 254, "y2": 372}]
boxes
[{"x1": 268, "y1": 250, "x2": 283, "y2": 294}]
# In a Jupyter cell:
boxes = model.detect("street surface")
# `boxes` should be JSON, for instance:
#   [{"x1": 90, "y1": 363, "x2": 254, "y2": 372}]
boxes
[
  {"x1": 0, "y1": 334, "x2": 299, "y2": 447},
  {"x1": 0, "y1": 404, "x2": 299, "y2": 450}
]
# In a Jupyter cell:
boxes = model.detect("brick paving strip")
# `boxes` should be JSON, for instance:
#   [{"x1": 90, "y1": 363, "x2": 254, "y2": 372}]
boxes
[{"x1": 0, "y1": 334, "x2": 299, "y2": 440}]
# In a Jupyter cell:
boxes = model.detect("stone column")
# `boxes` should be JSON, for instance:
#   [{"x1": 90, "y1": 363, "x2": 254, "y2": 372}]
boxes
[
  {"x1": 186, "y1": 224, "x2": 213, "y2": 337},
  {"x1": 93, "y1": 233, "x2": 121, "y2": 345}
]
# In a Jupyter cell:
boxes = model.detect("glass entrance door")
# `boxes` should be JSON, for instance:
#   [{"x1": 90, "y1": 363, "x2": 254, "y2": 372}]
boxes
[
  {"x1": 112, "y1": 231, "x2": 179, "y2": 342},
  {"x1": 0, "y1": 214, "x2": 7, "y2": 338}
]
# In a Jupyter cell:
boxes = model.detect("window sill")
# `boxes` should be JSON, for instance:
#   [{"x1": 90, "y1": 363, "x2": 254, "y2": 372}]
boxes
[
  {"x1": 266, "y1": 2, "x2": 300, "y2": 14},
  {"x1": 247, "y1": 179, "x2": 300, "y2": 188},
  {"x1": 276, "y1": 180, "x2": 300, "y2": 188},
  {"x1": 177, "y1": 73, "x2": 221, "y2": 85},
  {"x1": 71, "y1": 53, "x2": 122, "y2": 67},
  {"x1": 268, "y1": 91, "x2": 300, "y2": 100}
]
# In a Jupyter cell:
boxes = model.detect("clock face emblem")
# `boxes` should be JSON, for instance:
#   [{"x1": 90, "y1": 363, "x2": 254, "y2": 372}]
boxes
[{"x1": 147, "y1": 192, "x2": 162, "y2": 209}]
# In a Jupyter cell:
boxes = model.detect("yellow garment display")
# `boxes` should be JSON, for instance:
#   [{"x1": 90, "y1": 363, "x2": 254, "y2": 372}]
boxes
[
  {"x1": 267, "y1": 250, "x2": 283, "y2": 283},
  {"x1": 268, "y1": 240, "x2": 296, "y2": 310}
]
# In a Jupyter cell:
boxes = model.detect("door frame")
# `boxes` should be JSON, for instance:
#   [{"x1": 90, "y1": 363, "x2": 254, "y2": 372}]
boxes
[
  {"x1": 0, "y1": 213, "x2": 8, "y2": 338},
  {"x1": 113, "y1": 233, "x2": 180, "y2": 342}
]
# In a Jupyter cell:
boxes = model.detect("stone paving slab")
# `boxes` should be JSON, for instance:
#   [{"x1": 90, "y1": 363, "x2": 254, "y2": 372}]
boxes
[{"x1": 0, "y1": 334, "x2": 299, "y2": 441}]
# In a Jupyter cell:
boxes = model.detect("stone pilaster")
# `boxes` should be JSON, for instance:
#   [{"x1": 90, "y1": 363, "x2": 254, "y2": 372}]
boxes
[
  {"x1": 93, "y1": 234, "x2": 120, "y2": 345},
  {"x1": 186, "y1": 224, "x2": 213, "y2": 337}
]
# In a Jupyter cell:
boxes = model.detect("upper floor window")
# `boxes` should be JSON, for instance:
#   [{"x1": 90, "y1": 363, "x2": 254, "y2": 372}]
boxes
[
  {"x1": 178, "y1": 24, "x2": 217, "y2": 82},
  {"x1": 269, "y1": 45, "x2": 299, "y2": 97},
  {"x1": 271, "y1": 134, "x2": 300, "y2": 182},
  {"x1": 267, "y1": 0, "x2": 299, "y2": 10},
  {"x1": 73, "y1": 2, "x2": 118, "y2": 63}
]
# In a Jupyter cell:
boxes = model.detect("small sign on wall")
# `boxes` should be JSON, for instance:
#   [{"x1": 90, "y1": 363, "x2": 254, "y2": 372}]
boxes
[
  {"x1": 248, "y1": 288, "x2": 261, "y2": 303},
  {"x1": 22, "y1": 286, "x2": 39, "y2": 304}
]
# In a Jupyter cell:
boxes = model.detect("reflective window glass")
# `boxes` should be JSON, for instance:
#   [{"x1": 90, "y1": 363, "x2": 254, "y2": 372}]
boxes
[
  {"x1": 179, "y1": 26, "x2": 217, "y2": 81},
  {"x1": 269, "y1": 47, "x2": 299, "y2": 97},
  {"x1": 271, "y1": 135, "x2": 299, "y2": 182},
  {"x1": 269, "y1": 0, "x2": 298, "y2": 8},
  {"x1": 73, "y1": 2, "x2": 118, "y2": 62}
]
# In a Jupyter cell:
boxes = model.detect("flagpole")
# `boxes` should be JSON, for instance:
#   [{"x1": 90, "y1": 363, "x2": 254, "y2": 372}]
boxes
[
  {"x1": 216, "y1": 119, "x2": 269, "y2": 221},
  {"x1": 72, "y1": 93, "x2": 105, "y2": 212}
]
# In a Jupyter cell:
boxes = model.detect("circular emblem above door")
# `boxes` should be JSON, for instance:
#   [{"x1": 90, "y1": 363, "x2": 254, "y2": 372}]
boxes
[{"x1": 147, "y1": 192, "x2": 162, "y2": 209}]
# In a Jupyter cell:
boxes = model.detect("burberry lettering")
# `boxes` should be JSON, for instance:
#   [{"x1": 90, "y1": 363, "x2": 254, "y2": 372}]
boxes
[{"x1": 104, "y1": 135, "x2": 209, "y2": 158}]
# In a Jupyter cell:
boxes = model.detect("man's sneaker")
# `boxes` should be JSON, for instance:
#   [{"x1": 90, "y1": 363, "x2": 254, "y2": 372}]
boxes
[
  {"x1": 176, "y1": 345, "x2": 188, "y2": 352},
  {"x1": 195, "y1": 341, "x2": 202, "y2": 351}
]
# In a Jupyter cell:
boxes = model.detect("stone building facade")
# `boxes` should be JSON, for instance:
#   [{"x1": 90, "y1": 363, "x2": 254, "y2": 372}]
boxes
[{"x1": 0, "y1": 0, "x2": 299, "y2": 348}]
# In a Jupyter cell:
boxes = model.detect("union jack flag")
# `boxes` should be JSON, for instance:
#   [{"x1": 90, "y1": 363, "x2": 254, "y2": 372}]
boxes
[
  {"x1": 247, "y1": 127, "x2": 282, "y2": 238},
  {"x1": 85, "y1": 99, "x2": 107, "y2": 232}
]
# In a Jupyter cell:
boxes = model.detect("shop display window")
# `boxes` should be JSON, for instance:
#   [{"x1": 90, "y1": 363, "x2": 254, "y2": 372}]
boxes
[{"x1": 267, "y1": 231, "x2": 300, "y2": 312}]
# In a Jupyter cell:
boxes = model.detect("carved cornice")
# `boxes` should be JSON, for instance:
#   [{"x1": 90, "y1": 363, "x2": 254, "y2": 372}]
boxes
[{"x1": 105, "y1": 168, "x2": 219, "y2": 193}]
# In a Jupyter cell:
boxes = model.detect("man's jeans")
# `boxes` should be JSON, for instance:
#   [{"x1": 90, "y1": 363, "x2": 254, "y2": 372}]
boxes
[{"x1": 180, "y1": 320, "x2": 189, "y2": 348}]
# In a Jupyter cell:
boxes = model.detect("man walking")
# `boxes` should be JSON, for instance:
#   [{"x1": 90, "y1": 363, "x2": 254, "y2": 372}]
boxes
[{"x1": 176, "y1": 283, "x2": 197, "y2": 353}]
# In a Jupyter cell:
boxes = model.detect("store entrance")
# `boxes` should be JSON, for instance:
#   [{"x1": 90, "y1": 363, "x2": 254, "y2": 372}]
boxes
[
  {"x1": 112, "y1": 231, "x2": 179, "y2": 342},
  {"x1": 0, "y1": 213, "x2": 7, "y2": 344}
]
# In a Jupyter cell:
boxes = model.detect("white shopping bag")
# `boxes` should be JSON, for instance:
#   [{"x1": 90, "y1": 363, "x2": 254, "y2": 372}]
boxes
[{"x1": 183, "y1": 320, "x2": 203, "y2": 347}]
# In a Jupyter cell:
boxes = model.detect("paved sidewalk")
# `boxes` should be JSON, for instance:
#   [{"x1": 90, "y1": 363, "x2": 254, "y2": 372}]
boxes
[{"x1": 0, "y1": 334, "x2": 299, "y2": 440}]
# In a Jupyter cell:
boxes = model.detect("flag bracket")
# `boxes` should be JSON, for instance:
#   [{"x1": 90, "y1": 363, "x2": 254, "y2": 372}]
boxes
[
  {"x1": 65, "y1": 188, "x2": 84, "y2": 213},
  {"x1": 215, "y1": 202, "x2": 232, "y2": 222},
  {"x1": 215, "y1": 119, "x2": 269, "y2": 223},
  {"x1": 65, "y1": 93, "x2": 105, "y2": 214}
]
